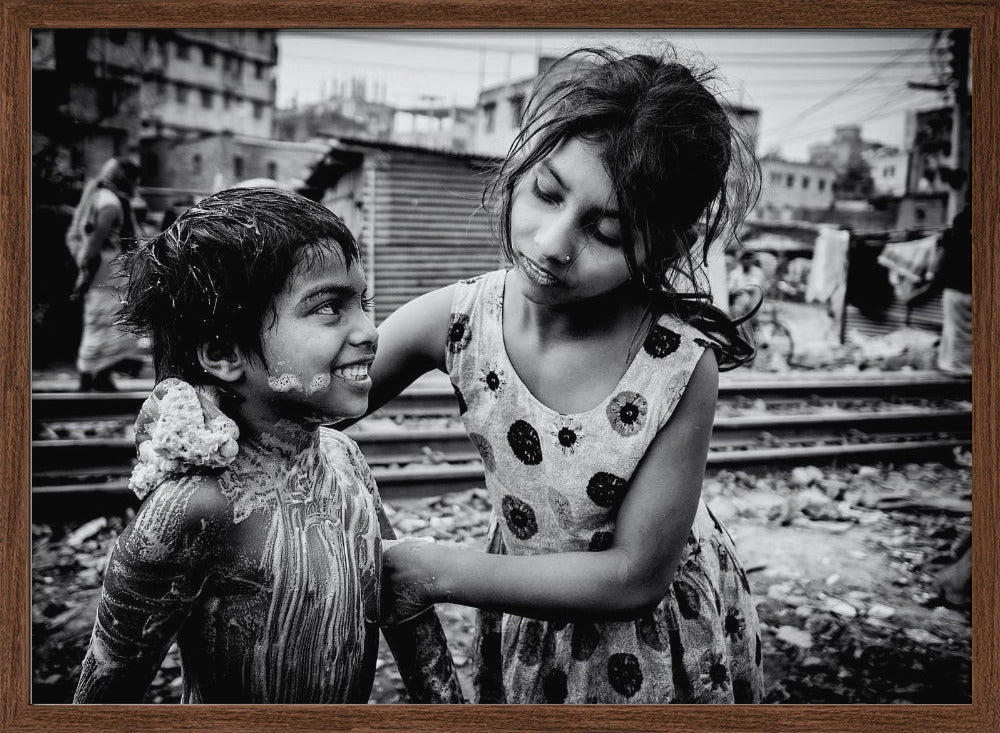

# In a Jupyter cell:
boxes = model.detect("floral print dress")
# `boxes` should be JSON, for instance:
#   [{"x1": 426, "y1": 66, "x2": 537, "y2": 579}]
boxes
[{"x1": 445, "y1": 270, "x2": 764, "y2": 704}]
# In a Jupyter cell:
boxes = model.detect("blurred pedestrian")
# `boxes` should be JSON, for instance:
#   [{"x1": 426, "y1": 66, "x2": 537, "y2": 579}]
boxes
[
  {"x1": 66, "y1": 157, "x2": 144, "y2": 391},
  {"x1": 937, "y1": 204, "x2": 972, "y2": 376},
  {"x1": 728, "y1": 250, "x2": 767, "y2": 318}
]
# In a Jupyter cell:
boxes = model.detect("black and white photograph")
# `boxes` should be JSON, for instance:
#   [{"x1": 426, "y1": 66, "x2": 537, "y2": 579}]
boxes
[{"x1": 29, "y1": 28, "x2": 973, "y2": 707}]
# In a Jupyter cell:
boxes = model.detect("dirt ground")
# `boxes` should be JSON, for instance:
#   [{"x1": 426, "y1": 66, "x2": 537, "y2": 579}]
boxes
[{"x1": 33, "y1": 458, "x2": 971, "y2": 705}]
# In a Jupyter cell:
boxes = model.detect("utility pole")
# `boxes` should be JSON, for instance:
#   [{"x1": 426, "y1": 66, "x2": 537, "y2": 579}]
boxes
[{"x1": 947, "y1": 29, "x2": 970, "y2": 221}]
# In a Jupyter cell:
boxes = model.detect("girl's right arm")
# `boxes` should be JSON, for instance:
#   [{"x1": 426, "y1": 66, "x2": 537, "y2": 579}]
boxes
[
  {"x1": 73, "y1": 476, "x2": 229, "y2": 703},
  {"x1": 363, "y1": 283, "x2": 457, "y2": 415}
]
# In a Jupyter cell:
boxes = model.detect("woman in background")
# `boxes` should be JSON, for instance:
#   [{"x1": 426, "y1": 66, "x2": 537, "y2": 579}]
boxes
[{"x1": 66, "y1": 157, "x2": 144, "y2": 391}]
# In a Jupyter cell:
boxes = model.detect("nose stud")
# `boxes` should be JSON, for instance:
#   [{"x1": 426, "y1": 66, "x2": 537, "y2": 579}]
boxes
[{"x1": 562, "y1": 253, "x2": 572, "y2": 263}]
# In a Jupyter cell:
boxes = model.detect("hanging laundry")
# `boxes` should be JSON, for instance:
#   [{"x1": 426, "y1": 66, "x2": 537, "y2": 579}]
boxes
[
  {"x1": 845, "y1": 235, "x2": 894, "y2": 319},
  {"x1": 805, "y1": 226, "x2": 849, "y2": 305},
  {"x1": 877, "y1": 234, "x2": 942, "y2": 302}
]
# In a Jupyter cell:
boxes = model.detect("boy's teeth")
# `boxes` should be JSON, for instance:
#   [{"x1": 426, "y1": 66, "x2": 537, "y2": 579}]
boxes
[{"x1": 334, "y1": 364, "x2": 369, "y2": 381}]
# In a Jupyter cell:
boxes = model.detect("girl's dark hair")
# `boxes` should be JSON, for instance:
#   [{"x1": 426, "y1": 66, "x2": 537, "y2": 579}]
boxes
[
  {"x1": 485, "y1": 46, "x2": 761, "y2": 369},
  {"x1": 118, "y1": 187, "x2": 360, "y2": 383}
]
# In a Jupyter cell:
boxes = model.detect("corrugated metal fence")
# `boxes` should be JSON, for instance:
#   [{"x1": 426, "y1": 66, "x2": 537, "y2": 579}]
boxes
[{"x1": 360, "y1": 148, "x2": 505, "y2": 323}]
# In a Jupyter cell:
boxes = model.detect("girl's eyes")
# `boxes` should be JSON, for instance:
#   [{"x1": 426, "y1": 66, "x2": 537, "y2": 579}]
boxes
[
  {"x1": 314, "y1": 296, "x2": 374, "y2": 316},
  {"x1": 530, "y1": 175, "x2": 620, "y2": 246},
  {"x1": 531, "y1": 178, "x2": 560, "y2": 205},
  {"x1": 314, "y1": 301, "x2": 340, "y2": 316},
  {"x1": 589, "y1": 225, "x2": 621, "y2": 247}
]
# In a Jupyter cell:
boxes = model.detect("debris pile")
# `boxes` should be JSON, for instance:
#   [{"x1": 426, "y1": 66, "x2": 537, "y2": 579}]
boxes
[{"x1": 32, "y1": 460, "x2": 971, "y2": 704}]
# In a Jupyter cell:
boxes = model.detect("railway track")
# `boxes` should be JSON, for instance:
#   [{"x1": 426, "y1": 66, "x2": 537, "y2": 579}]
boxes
[{"x1": 31, "y1": 372, "x2": 971, "y2": 509}]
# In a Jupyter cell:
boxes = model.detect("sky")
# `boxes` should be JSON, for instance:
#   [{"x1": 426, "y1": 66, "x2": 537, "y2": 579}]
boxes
[{"x1": 275, "y1": 29, "x2": 954, "y2": 162}]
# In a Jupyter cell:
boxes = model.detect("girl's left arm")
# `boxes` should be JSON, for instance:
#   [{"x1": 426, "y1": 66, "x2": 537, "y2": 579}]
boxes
[{"x1": 384, "y1": 349, "x2": 719, "y2": 622}]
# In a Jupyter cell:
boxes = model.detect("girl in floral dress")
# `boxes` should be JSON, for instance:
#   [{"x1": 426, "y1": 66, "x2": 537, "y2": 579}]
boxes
[
  {"x1": 377, "y1": 46, "x2": 764, "y2": 704},
  {"x1": 370, "y1": 44, "x2": 763, "y2": 703}
]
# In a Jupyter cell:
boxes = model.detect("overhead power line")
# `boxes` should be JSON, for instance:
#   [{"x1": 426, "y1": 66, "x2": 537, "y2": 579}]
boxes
[
  {"x1": 767, "y1": 38, "x2": 933, "y2": 135},
  {"x1": 282, "y1": 29, "x2": 942, "y2": 59},
  {"x1": 767, "y1": 88, "x2": 933, "y2": 146}
]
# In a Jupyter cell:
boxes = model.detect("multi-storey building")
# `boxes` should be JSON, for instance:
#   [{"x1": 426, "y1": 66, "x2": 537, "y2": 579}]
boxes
[
  {"x1": 139, "y1": 29, "x2": 277, "y2": 141},
  {"x1": 863, "y1": 146, "x2": 910, "y2": 198},
  {"x1": 32, "y1": 30, "x2": 278, "y2": 180},
  {"x1": 757, "y1": 156, "x2": 837, "y2": 220},
  {"x1": 32, "y1": 29, "x2": 283, "y2": 209}
]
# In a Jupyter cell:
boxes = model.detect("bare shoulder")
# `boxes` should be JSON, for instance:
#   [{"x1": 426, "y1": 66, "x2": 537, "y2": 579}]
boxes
[
  {"x1": 123, "y1": 474, "x2": 232, "y2": 561},
  {"x1": 688, "y1": 347, "x2": 720, "y2": 396},
  {"x1": 320, "y1": 428, "x2": 378, "y2": 493},
  {"x1": 319, "y1": 427, "x2": 364, "y2": 465},
  {"x1": 673, "y1": 348, "x2": 720, "y2": 424},
  {"x1": 383, "y1": 283, "x2": 457, "y2": 334}
]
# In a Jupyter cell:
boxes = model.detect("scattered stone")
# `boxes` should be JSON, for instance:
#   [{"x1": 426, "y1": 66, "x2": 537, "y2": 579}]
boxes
[
  {"x1": 791, "y1": 466, "x2": 824, "y2": 488},
  {"x1": 776, "y1": 625, "x2": 813, "y2": 649},
  {"x1": 395, "y1": 517, "x2": 427, "y2": 535},
  {"x1": 823, "y1": 598, "x2": 858, "y2": 618},
  {"x1": 64, "y1": 517, "x2": 107, "y2": 549},
  {"x1": 904, "y1": 628, "x2": 945, "y2": 645},
  {"x1": 868, "y1": 604, "x2": 896, "y2": 620}
]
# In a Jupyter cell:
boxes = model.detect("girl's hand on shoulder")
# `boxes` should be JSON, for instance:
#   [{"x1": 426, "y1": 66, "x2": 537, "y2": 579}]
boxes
[{"x1": 381, "y1": 538, "x2": 444, "y2": 626}]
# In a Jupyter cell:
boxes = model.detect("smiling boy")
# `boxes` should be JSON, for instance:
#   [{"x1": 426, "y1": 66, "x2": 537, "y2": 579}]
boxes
[{"x1": 73, "y1": 188, "x2": 463, "y2": 704}]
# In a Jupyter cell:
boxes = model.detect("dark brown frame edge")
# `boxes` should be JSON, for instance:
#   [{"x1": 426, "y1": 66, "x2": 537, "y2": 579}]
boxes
[{"x1": 2, "y1": 1, "x2": 997, "y2": 731}]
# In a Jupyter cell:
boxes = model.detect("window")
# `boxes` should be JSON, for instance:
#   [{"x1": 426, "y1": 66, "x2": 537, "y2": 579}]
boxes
[
  {"x1": 802, "y1": 176, "x2": 810, "y2": 189},
  {"x1": 252, "y1": 101, "x2": 264, "y2": 120},
  {"x1": 483, "y1": 101, "x2": 496, "y2": 133},
  {"x1": 786, "y1": 174, "x2": 795, "y2": 188},
  {"x1": 222, "y1": 92, "x2": 232, "y2": 110},
  {"x1": 818, "y1": 179, "x2": 826, "y2": 191},
  {"x1": 266, "y1": 161, "x2": 277, "y2": 180},
  {"x1": 200, "y1": 89, "x2": 213, "y2": 108},
  {"x1": 509, "y1": 94, "x2": 524, "y2": 128},
  {"x1": 192, "y1": 154, "x2": 202, "y2": 176},
  {"x1": 254, "y1": 61, "x2": 265, "y2": 80},
  {"x1": 202, "y1": 46, "x2": 214, "y2": 67},
  {"x1": 233, "y1": 156, "x2": 245, "y2": 179},
  {"x1": 175, "y1": 83, "x2": 189, "y2": 103},
  {"x1": 176, "y1": 41, "x2": 189, "y2": 60},
  {"x1": 770, "y1": 172, "x2": 782, "y2": 185}
]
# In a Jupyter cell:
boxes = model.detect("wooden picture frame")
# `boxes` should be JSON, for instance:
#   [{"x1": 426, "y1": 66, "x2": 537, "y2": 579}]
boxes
[{"x1": 2, "y1": 1, "x2": 997, "y2": 730}]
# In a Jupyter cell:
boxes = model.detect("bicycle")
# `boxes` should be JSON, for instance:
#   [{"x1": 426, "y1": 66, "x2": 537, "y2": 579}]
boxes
[{"x1": 731, "y1": 281, "x2": 797, "y2": 371}]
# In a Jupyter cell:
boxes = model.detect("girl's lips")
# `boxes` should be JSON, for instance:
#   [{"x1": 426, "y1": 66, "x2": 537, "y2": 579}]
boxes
[
  {"x1": 332, "y1": 363, "x2": 370, "y2": 381},
  {"x1": 519, "y1": 254, "x2": 562, "y2": 286}
]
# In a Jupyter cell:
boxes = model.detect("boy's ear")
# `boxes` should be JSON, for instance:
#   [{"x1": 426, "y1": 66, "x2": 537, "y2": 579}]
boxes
[{"x1": 196, "y1": 339, "x2": 246, "y2": 383}]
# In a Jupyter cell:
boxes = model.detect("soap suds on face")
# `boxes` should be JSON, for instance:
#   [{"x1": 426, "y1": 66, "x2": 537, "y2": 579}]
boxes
[
  {"x1": 306, "y1": 373, "x2": 331, "y2": 395},
  {"x1": 268, "y1": 373, "x2": 304, "y2": 393}
]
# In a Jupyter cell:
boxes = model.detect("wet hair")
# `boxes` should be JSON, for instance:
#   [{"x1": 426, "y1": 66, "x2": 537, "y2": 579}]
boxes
[
  {"x1": 485, "y1": 46, "x2": 761, "y2": 369},
  {"x1": 118, "y1": 187, "x2": 360, "y2": 383}
]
